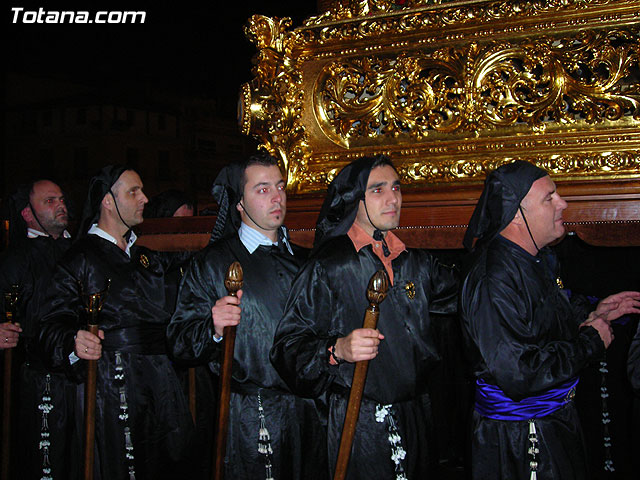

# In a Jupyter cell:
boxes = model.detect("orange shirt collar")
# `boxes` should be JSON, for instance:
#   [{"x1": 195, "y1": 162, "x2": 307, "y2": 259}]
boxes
[{"x1": 347, "y1": 222, "x2": 406, "y2": 284}]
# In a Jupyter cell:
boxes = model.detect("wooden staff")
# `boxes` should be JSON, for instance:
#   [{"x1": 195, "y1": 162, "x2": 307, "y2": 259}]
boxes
[
  {"x1": 2, "y1": 219, "x2": 8, "y2": 251},
  {"x1": 1, "y1": 284, "x2": 19, "y2": 480},
  {"x1": 81, "y1": 282, "x2": 109, "y2": 480},
  {"x1": 213, "y1": 261, "x2": 243, "y2": 480},
  {"x1": 334, "y1": 269, "x2": 389, "y2": 480}
]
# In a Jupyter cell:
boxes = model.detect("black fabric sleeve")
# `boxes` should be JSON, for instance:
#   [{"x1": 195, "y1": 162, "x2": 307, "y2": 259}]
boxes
[
  {"x1": 270, "y1": 260, "x2": 340, "y2": 398},
  {"x1": 166, "y1": 252, "x2": 221, "y2": 365},
  {"x1": 38, "y1": 260, "x2": 86, "y2": 381},
  {"x1": 628, "y1": 319, "x2": 640, "y2": 396}
]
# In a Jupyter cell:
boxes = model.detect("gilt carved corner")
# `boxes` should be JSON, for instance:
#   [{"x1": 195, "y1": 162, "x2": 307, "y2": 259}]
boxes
[{"x1": 239, "y1": 1, "x2": 640, "y2": 195}]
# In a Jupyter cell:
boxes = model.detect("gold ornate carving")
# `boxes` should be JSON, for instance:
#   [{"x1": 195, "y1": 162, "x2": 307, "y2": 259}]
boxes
[
  {"x1": 240, "y1": 15, "x2": 311, "y2": 190},
  {"x1": 304, "y1": 0, "x2": 632, "y2": 34},
  {"x1": 316, "y1": 30, "x2": 639, "y2": 145},
  {"x1": 398, "y1": 151, "x2": 640, "y2": 183},
  {"x1": 308, "y1": 0, "x2": 411, "y2": 24},
  {"x1": 241, "y1": 1, "x2": 640, "y2": 194}
]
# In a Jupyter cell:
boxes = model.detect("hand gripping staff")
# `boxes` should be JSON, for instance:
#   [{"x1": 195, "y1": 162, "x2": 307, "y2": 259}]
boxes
[
  {"x1": 213, "y1": 261, "x2": 243, "y2": 480},
  {"x1": 1, "y1": 284, "x2": 19, "y2": 480},
  {"x1": 80, "y1": 280, "x2": 109, "y2": 480},
  {"x1": 334, "y1": 269, "x2": 389, "y2": 480}
]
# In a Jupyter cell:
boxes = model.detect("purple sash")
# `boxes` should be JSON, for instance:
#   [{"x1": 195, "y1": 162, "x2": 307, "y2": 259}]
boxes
[{"x1": 475, "y1": 377, "x2": 578, "y2": 420}]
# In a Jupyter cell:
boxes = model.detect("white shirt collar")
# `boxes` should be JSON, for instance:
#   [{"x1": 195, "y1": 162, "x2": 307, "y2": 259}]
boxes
[
  {"x1": 87, "y1": 224, "x2": 137, "y2": 257},
  {"x1": 238, "y1": 222, "x2": 293, "y2": 255},
  {"x1": 27, "y1": 227, "x2": 71, "y2": 239}
]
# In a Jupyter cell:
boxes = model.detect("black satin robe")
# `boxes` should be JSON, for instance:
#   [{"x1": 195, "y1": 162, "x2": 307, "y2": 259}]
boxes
[
  {"x1": 629, "y1": 319, "x2": 640, "y2": 474},
  {"x1": 38, "y1": 235, "x2": 193, "y2": 480},
  {"x1": 460, "y1": 235, "x2": 605, "y2": 480},
  {"x1": 162, "y1": 250, "x2": 217, "y2": 480},
  {"x1": 0, "y1": 236, "x2": 76, "y2": 480},
  {"x1": 167, "y1": 234, "x2": 327, "y2": 480},
  {"x1": 629, "y1": 319, "x2": 640, "y2": 397},
  {"x1": 270, "y1": 235, "x2": 459, "y2": 480}
]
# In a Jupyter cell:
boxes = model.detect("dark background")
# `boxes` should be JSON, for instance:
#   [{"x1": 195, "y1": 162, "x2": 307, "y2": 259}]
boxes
[
  {"x1": 4, "y1": 1, "x2": 320, "y2": 214},
  {"x1": 6, "y1": 1, "x2": 318, "y2": 118}
]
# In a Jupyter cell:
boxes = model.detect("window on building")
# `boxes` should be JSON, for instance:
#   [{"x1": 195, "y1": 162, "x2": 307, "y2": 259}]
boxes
[
  {"x1": 197, "y1": 139, "x2": 217, "y2": 154},
  {"x1": 24, "y1": 111, "x2": 37, "y2": 133},
  {"x1": 126, "y1": 147, "x2": 139, "y2": 170},
  {"x1": 73, "y1": 147, "x2": 88, "y2": 178},
  {"x1": 42, "y1": 110, "x2": 52, "y2": 127},
  {"x1": 39, "y1": 149, "x2": 55, "y2": 178},
  {"x1": 77, "y1": 108, "x2": 87, "y2": 125},
  {"x1": 158, "y1": 114, "x2": 166, "y2": 131},
  {"x1": 158, "y1": 150, "x2": 170, "y2": 181}
]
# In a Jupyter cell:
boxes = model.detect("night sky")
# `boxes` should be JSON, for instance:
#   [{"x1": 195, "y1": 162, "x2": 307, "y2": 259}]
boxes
[{"x1": 7, "y1": 1, "x2": 318, "y2": 118}]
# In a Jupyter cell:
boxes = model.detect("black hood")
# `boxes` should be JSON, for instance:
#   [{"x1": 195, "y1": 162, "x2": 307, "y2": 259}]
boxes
[
  {"x1": 313, "y1": 155, "x2": 391, "y2": 254},
  {"x1": 145, "y1": 189, "x2": 193, "y2": 218},
  {"x1": 463, "y1": 160, "x2": 547, "y2": 251},
  {"x1": 3, "y1": 184, "x2": 31, "y2": 247},
  {"x1": 209, "y1": 162, "x2": 245, "y2": 243},
  {"x1": 77, "y1": 164, "x2": 128, "y2": 239}
]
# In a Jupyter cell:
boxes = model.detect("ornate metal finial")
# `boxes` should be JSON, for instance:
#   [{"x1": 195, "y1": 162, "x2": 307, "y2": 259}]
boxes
[
  {"x1": 78, "y1": 279, "x2": 110, "y2": 324},
  {"x1": 3, "y1": 285, "x2": 20, "y2": 322},
  {"x1": 224, "y1": 262, "x2": 244, "y2": 297},
  {"x1": 366, "y1": 269, "x2": 390, "y2": 307}
]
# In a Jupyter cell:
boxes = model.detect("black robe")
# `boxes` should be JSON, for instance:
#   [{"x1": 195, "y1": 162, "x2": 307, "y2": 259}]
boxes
[
  {"x1": 38, "y1": 234, "x2": 193, "y2": 480},
  {"x1": 162, "y1": 249, "x2": 217, "y2": 480},
  {"x1": 0, "y1": 235, "x2": 76, "y2": 480},
  {"x1": 460, "y1": 235, "x2": 605, "y2": 480},
  {"x1": 167, "y1": 233, "x2": 327, "y2": 480},
  {"x1": 628, "y1": 318, "x2": 640, "y2": 473},
  {"x1": 270, "y1": 235, "x2": 459, "y2": 480},
  {"x1": 629, "y1": 320, "x2": 640, "y2": 397}
]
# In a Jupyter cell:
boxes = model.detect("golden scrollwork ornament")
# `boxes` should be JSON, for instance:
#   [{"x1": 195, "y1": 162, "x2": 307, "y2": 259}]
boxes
[{"x1": 241, "y1": 1, "x2": 640, "y2": 194}]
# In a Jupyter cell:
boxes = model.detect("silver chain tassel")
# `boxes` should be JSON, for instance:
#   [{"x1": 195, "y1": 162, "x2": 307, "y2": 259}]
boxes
[
  {"x1": 38, "y1": 373, "x2": 53, "y2": 480},
  {"x1": 115, "y1": 352, "x2": 136, "y2": 480},
  {"x1": 599, "y1": 359, "x2": 615, "y2": 473},
  {"x1": 528, "y1": 419, "x2": 539, "y2": 480},
  {"x1": 257, "y1": 392, "x2": 274, "y2": 480},
  {"x1": 375, "y1": 404, "x2": 407, "y2": 480}
]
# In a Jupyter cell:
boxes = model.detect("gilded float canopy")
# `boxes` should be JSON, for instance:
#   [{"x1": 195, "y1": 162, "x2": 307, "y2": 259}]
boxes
[{"x1": 238, "y1": 0, "x2": 640, "y2": 194}]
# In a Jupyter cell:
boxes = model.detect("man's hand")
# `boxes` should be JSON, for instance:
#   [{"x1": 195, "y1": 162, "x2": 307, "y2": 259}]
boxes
[
  {"x1": 0, "y1": 322, "x2": 21, "y2": 349},
  {"x1": 334, "y1": 328, "x2": 385, "y2": 363},
  {"x1": 580, "y1": 317, "x2": 614, "y2": 348},
  {"x1": 75, "y1": 329, "x2": 105, "y2": 360},
  {"x1": 594, "y1": 291, "x2": 640, "y2": 322},
  {"x1": 211, "y1": 289, "x2": 243, "y2": 339}
]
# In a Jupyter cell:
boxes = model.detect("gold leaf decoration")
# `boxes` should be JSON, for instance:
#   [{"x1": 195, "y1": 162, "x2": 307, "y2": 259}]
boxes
[
  {"x1": 315, "y1": 30, "x2": 639, "y2": 146},
  {"x1": 241, "y1": 2, "x2": 640, "y2": 193},
  {"x1": 241, "y1": 15, "x2": 311, "y2": 190}
]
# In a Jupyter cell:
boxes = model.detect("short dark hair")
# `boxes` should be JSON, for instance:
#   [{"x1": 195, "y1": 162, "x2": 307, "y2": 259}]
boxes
[
  {"x1": 27, "y1": 179, "x2": 59, "y2": 203},
  {"x1": 369, "y1": 154, "x2": 396, "y2": 172},
  {"x1": 240, "y1": 152, "x2": 280, "y2": 193}
]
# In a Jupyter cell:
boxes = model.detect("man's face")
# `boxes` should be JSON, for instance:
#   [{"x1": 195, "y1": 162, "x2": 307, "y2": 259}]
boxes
[
  {"x1": 111, "y1": 170, "x2": 148, "y2": 227},
  {"x1": 520, "y1": 175, "x2": 568, "y2": 248},
  {"x1": 354, "y1": 164, "x2": 402, "y2": 236},
  {"x1": 27, "y1": 180, "x2": 68, "y2": 237},
  {"x1": 236, "y1": 164, "x2": 286, "y2": 240}
]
